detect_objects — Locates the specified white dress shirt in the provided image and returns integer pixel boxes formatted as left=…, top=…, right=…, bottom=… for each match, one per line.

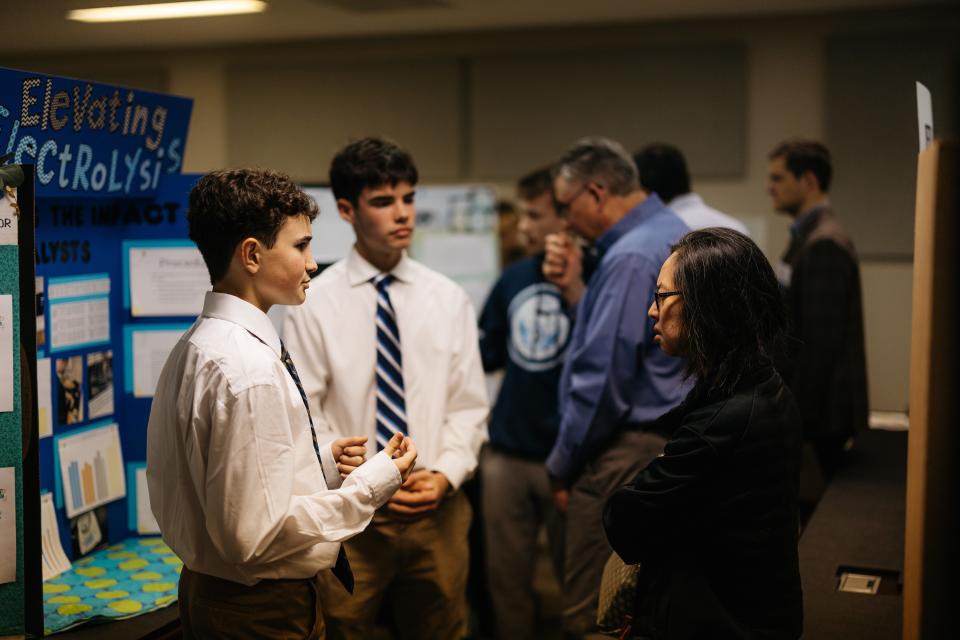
left=282, top=248, right=489, bottom=491
left=146, top=292, right=401, bottom=586
left=668, top=192, right=750, bottom=236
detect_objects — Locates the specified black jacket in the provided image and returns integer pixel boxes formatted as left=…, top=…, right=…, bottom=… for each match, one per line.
left=780, top=206, right=869, bottom=442
left=603, top=366, right=803, bottom=639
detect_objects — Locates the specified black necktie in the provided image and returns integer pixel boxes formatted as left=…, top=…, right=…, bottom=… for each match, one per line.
left=280, top=340, right=355, bottom=594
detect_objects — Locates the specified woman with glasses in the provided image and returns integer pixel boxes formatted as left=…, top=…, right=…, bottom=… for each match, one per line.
left=603, top=228, right=803, bottom=639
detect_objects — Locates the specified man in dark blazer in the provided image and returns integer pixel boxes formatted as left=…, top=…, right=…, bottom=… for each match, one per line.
left=767, top=139, right=868, bottom=485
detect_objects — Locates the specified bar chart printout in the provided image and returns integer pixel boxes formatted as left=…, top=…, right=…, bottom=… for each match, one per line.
left=56, top=423, right=126, bottom=518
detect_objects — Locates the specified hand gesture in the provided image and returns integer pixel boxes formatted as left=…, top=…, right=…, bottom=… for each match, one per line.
left=386, top=469, right=450, bottom=521
left=543, top=232, right=585, bottom=306
left=382, top=433, right=418, bottom=483
left=549, top=476, right=570, bottom=514
left=331, top=436, right=367, bottom=477
left=552, top=487, right=570, bottom=515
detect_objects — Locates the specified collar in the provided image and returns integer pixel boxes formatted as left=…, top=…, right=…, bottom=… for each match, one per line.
left=201, top=291, right=282, bottom=357
left=667, top=192, right=702, bottom=209
left=596, top=193, right=666, bottom=255
left=789, top=202, right=830, bottom=242
left=346, top=246, right=414, bottom=287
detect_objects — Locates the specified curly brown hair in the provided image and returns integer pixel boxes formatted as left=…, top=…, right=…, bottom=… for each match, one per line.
left=188, top=168, right=319, bottom=284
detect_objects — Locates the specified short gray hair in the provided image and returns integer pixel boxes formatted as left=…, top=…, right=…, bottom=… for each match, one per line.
left=555, top=137, right=639, bottom=196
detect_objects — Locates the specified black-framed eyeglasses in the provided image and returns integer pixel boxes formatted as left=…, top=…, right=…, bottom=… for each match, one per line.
left=555, top=184, right=588, bottom=217
left=654, top=290, right=681, bottom=312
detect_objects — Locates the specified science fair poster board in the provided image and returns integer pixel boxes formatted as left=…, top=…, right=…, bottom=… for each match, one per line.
left=1, top=68, right=195, bottom=609
left=1, top=66, right=190, bottom=200
left=301, top=184, right=499, bottom=310
left=34, top=172, right=200, bottom=568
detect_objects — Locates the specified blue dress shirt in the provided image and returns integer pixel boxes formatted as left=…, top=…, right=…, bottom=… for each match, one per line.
left=545, top=194, right=691, bottom=483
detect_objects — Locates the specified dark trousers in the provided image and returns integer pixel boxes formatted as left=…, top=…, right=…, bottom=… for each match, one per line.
left=812, top=433, right=850, bottom=482
left=562, top=430, right=666, bottom=638
left=179, top=566, right=326, bottom=639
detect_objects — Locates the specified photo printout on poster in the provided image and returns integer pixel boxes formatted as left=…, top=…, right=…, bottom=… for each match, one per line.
left=47, top=274, right=111, bottom=352
left=86, top=350, right=114, bottom=420
left=55, top=355, right=85, bottom=425
left=0, top=295, right=12, bottom=413
left=76, top=510, right=102, bottom=555
left=36, top=275, right=46, bottom=349
left=37, top=357, right=53, bottom=438
left=124, top=325, right=190, bottom=398
left=0, top=467, right=16, bottom=584
left=125, top=241, right=209, bottom=317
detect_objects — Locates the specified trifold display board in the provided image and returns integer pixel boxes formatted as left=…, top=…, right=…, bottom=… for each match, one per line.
left=37, top=173, right=200, bottom=551
left=1, top=66, right=196, bottom=636
left=904, top=139, right=958, bottom=639
left=0, top=167, right=38, bottom=636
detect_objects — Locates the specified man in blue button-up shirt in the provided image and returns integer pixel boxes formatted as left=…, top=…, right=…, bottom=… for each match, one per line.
left=542, top=137, right=690, bottom=637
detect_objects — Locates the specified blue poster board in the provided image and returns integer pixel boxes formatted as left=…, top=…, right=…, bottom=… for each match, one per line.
left=1, top=66, right=191, bottom=199
left=2, top=65, right=197, bottom=634
left=36, top=173, right=200, bottom=558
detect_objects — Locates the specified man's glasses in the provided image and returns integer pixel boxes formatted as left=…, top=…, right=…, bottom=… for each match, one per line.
left=654, top=291, right=681, bottom=312
left=555, top=185, right=588, bottom=217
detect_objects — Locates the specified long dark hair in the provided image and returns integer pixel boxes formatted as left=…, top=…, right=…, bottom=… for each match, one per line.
left=671, top=228, right=786, bottom=396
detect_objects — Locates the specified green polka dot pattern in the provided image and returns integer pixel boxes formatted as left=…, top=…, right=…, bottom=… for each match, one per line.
left=42, top=537, right=182, bottom=634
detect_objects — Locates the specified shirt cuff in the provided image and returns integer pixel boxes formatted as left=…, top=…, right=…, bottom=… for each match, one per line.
left=353, top=450, right=402, bottom=508
left=319, top=442, right=342, bottom=490
left=545, top=441, right=575, bottom=484
left=431, top=453, right=471, bottom=492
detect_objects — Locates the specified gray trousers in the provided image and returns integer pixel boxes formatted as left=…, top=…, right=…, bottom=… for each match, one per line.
left=481, top=446, right=565, bottom=640
left=562, top=430, right=667, bottom=638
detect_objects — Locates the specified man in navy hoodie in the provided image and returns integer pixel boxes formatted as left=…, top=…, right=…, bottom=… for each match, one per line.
left=478, top=167, right=571, bottom=639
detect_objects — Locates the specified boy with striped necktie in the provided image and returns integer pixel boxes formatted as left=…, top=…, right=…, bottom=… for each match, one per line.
left=283, top=138, right=489, bottom=640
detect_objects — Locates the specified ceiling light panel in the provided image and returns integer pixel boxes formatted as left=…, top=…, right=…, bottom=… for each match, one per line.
left=67, top=1, right=268, bottom=23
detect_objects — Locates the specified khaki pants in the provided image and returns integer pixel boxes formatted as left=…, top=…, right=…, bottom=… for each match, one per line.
left=481, top=447, right=564, bottom=640
left=179, top=566, right=326, bottom=639
left=318, top=491, right=472, bottom=640
left=562, top=430, right=666, bottom=638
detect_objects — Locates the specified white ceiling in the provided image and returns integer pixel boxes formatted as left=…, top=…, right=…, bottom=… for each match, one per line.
left=3, top=0, right=946, bottom=54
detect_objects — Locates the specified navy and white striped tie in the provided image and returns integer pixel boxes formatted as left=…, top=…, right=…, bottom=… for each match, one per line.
left=373, top=274, right=408, bottom=451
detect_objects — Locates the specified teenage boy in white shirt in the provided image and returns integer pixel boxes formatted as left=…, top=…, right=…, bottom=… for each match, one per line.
left=283, top=138, right=488, bottom=640
left=147, top=168, right=417, bottom=639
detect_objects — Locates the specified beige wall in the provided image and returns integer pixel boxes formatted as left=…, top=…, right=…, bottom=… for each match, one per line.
left=4, top=6, right=957, bottom=412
